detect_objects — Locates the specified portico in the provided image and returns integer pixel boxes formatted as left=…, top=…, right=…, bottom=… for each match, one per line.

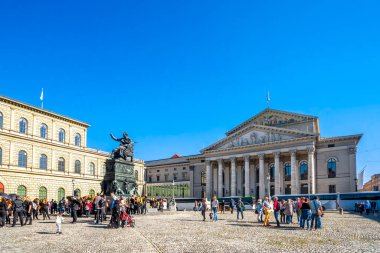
left=205, top=145, right=316, bottom=199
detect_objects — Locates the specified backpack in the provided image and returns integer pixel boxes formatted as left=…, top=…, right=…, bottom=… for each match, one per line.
left=98, top=199, right=104, bottom=208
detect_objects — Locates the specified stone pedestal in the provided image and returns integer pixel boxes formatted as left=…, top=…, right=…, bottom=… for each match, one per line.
left=101, top=158, right=137, bottom=196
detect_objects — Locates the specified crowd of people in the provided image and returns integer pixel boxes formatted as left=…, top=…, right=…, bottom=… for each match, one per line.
left=195, top=195, right=324, bottom=230
left=0, top=192, right=151, bottom=232
left=354, top=200, right=377, bottom=215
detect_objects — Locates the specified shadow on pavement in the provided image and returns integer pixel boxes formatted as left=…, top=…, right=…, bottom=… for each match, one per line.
left=36, top=231, right=57, bottom=234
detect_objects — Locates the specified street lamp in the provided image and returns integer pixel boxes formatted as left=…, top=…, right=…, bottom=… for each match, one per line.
left=266, top=173, right=270, bottom=199
left=72, top=179, right=75, bottom=196
left=355, top=178, right=358, bottom=192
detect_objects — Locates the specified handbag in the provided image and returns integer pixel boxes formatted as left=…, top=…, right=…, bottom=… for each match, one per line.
left=313, top=200, right=322, bottom=216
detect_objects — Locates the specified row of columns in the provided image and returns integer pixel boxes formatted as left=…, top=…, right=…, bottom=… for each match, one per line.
left=206, top=146, right=316, bottom=199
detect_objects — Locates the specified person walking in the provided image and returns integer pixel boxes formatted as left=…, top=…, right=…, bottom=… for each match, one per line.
left=12, top=195, right=25, bottom=227
left=273, top=197, right=281, bottom=227
left=24, top=197, right=33, bottom=225
left=70, top=195, right=80, bottom=224
left=211, top=196, right=219, bottom=222
left=236, top=198, right=244, bottom=220
left=41, top=199, right=51, bottom=220
left=32, top=199, right=39, bottom=220
left=221, top=200, right=226, bottom=214
left=201, top=198, right=207, bottom=221
left=310, top=196, right=322, bottom=230
left=300, top=198, right=311, bottom=229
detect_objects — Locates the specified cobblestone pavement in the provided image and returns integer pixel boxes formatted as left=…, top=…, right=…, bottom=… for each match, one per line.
left=0, top=210, right=379, bottom=253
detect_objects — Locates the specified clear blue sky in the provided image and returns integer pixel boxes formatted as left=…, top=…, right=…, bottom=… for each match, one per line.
left=0, top=1, right=379, bottom=183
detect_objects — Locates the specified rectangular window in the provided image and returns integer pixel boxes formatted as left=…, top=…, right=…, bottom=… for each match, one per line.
left=149, top=177, right=152, bottom=183
left=173, top=173, right=178, bottom=181
left=165, top=175, right=169, bottom=182
left=373, top=186, right=379, bottom=191
left=329, top=185, right=336, bottom=193
left=183, top=167, right=186, bottom=170
left=156, top=176, right=160, bottom=182
left=182, top=172, right=187, bottom=180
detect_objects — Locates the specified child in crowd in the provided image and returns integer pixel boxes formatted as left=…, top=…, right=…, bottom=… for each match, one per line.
left=55, top=212, right=64, bottom=235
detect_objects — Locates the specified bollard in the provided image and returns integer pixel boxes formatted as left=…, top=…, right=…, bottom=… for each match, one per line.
left=339, top=208, right=343, bottom=215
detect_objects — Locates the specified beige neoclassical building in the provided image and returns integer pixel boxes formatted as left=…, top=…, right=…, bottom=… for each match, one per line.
left=0, top=96, right=145, bottom=199
left=145, top=108, right=362, bottom=199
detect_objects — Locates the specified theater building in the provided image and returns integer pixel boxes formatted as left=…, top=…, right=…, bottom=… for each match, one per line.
left=145, top=108, right=362, bottom=199
left=0, top=96, right=144, bottom=199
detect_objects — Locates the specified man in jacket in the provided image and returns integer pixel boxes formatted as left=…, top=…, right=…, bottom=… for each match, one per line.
left=310, top=196, right=322, bottom=229
left=236, top=198, right=244, bottom=220
left=12, top=195, right=25, bottom=227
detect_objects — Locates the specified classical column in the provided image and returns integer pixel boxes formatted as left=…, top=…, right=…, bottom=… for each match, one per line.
left=308, top=147, right=316, bottom=194
left=217, top=159, right=223, bottom=197
left=290, top=150, right=297, bottom=194
left=348, top=146, right=357, bottom=192
left=244, top=156, right=250, bottom=196
left=230, top=158, right=236, bottom=196
left=274, top=152, right=281, bottom=195
left=206, top=161, right=212, bottom=199
left=259, top=154, right=265, bottom=198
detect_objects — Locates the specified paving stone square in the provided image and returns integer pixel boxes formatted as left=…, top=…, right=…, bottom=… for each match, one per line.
left=1, top=210, right=379, bottom=253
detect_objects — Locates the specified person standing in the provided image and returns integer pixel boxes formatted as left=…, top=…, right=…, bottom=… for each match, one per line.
left=294, top=198, right=301, bottom=224
left=273, top=197, right=281, bottom=227
left=229, top=198, right=235, bottom=214
left=310, top=196, right=322, bottom=229
left=256, top=199, right=263, bottom=222
left=201, top=198, right=207, bottom=221
left=300, top=198, right=311, bottom=229
left=70, top=195, right=80, bottom=224
left=24, top=197, right=33, bottom=225
left=263, top=197, right=272, bottom=226
left=284, top=199, right=293, bottom=224
left=211, top=196, right=219, bottom=222
left=12, top=195, right=25, bottom=227
left=0, top=196, right=6, bottom=228
left=41, top=199, right=51, bottom=220
left=365, top=200, right=371, bottom=215
left=55, top=212, right=64, bottom=235
left=221, top=200, right=226, bottom=214
left=58, top=197, right=66, bottom=214
left=236, top=198, right=244, bottom=220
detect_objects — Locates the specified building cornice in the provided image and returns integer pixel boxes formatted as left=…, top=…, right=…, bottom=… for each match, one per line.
left=318, top=134, right=363, bottom=145
left=201, top=123, right=316, bottom=153
left=0, top=95, right=90, bottom=128
left=203, top=136, right=317, bottom=156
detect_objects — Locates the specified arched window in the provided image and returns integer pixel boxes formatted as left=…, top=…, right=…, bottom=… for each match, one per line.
left=0, top=111, right=3, bottom=129
left=300, top=161, right=308, bottom=180
left=19, top=118, right=28, bottom=134
left=17, top=185, right=27, bottom=197
left=89, top=189, right=95, bottom=197
left=75, top=188, right=81, bottom=197
left=18, top=150, right=27, bottom=167
left=58, top=157, right=65, bottom=172
left=58, top=187, right=65, bottom=200
left=39, top=154, right=47, bottom=170
left=58, top=129, right=65, bottom=143
left=0, top=147, right=2, bottom=165
left=0, top=182, right=4, bottom=193
left=135, top=170, right=139, bottom=180
left=74, top=133, right=81, bottom=146
left=74, top=160, right=81, bottom=174
left=40, top=123, right=48, bottom=139
left=89, top=162, right=95, bottom=176
left=284, top=163, right=291, bottom=181
left=269, top=164, right=275, bottom=182
left=39, top=186, right=47, bottom=200
left=327, top=158, right=337, bottom=178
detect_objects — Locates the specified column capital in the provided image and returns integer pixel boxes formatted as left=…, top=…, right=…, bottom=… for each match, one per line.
left=348, top=146, right=357, bottom=155
left=273, top=151, right=280, bottom=158
left=307, top=146, right=315, bottom=153
left=230, top=157, right=236, bottom=163
left=258, top=153, right=265, bottom=160
left=244, top=155, right=250, bottom=162
left=290, top=149, right=297, bottom=156
left=217, top=159, right=223, bottom=164
left=205, top=160, right=211, bottom=166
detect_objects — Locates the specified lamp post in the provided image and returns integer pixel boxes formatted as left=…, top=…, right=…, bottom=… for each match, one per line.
left=355, top=178, right=358, bottom=192
left=72, top=179, right=75, bottom=196
left=266, top=173, right=271, bottom=199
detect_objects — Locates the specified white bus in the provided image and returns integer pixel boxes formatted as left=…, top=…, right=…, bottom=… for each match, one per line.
left=175, top=198, right=211, bottom=211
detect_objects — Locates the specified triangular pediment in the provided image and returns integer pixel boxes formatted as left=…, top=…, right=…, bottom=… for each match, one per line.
left=226, top=108, right=317, bottom=136
left=201, top=124, right=315, bottom=152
